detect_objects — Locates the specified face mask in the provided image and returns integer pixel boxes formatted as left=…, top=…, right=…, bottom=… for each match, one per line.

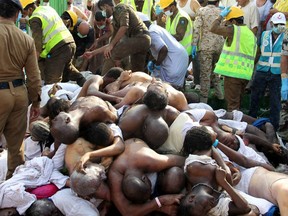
left=97, top=24, right=106, bottom=30
left=278, top=25, right=286, bottom=33
left=77, top=32, right=87, bottom=38
left=164, top=10, right=173, bottom=16
left=102, top=10, right=107, bottom=18
left=272, top=26, right=281, bottom=34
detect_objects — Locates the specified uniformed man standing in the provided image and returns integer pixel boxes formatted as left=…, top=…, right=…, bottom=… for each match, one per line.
left=211, top=6, right=257, bottom=111
left=0, top=0, right=41, bottom=179
left=20, top=0, right=86, bottom=86
left=192, top=0, right=224, bottom=103
left=98, top=0, right=151, bottom=75
left=159, top=0, right=193, bottom=57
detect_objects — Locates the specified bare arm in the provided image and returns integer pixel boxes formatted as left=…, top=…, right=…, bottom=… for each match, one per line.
left=217, top=142, right=275, bottom=171
left=173, top=17, right=188, bottom=41
left=210, top=15, right=234, bottom=39
left=155, top=45, right=168, bottom=66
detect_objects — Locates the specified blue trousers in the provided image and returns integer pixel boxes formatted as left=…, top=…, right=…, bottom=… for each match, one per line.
left=249, top=70, right=281, bottom=130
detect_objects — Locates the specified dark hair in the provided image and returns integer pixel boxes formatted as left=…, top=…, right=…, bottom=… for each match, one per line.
left=46, top=97, right=70, bottom=121
left=104, top=67, right=123, bottom=79
left=61, top=11, right=72, bottom=22
left=80, top=122, right=112, bottom=147
left=207, top=0, right=218, bottom=5
left=23, top=2, right=36, bottom=10
left=0, top=2, right=19, bottom=18
left=25, top=199, right=64, bottom=216
left=95, top=11, right=106, bottom=21
left=231, top=16, right=244, bottom=24
left=181, top=126, right=213, bottom=156
left=98, top=0, right=113, bottom=9
left=142, top=87, right=168, bottom=111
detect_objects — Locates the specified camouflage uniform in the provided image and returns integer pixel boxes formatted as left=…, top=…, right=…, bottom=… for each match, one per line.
left=192, top=4, right=224, bottom=103
left=101, top=4, right=151, bottom=75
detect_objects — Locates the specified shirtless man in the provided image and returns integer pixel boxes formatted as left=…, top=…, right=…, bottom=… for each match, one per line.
left=50, top=96, right=118, bottom=144
left=108, top=138, right=185, bottom=216
left=118, top=104, right=179, bottom=149
left=64, top=122, right=124, bottom=174
left=114, top=79, right=190, bottom=111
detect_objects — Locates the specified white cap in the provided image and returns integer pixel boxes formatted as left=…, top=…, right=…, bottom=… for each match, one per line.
left=271, top=12, right=286, bottom=24
left=136, top=12, right=150, bottom=22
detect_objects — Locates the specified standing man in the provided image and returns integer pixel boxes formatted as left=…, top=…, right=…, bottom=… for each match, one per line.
left=98, top=0, right=151, bottom=75
left=159, top=0, right=193, bottom=56
left=249, top=13, right=286, bottom=131
left=20, top=0, right=86, bottom=86
left=192, top=0, right=224, bottom=103
left=211, top=6, right=257, bottom=111
left=0, top=0, right=41, bottom=179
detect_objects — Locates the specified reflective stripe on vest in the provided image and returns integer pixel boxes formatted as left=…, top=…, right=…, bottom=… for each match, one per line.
left=257, top=30, right=284, bottom=74
left=30, top=6, right=72, bottom=58
left=165, top=9, right=193, bottom=54
left=121, top=0, right=136, bottom=10
left=214, top=25, right=257, bottom=80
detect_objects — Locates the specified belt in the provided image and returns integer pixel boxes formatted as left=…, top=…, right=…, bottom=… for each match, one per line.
left=0, top=79, right=24, bottom=89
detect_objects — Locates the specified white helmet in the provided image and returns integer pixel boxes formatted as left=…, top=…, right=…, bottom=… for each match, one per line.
left=271, top=12, right=286, bottom=25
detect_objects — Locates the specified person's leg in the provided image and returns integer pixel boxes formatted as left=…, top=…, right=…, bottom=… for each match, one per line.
left=212, top=52, right=224, bottom=100
left=198, top=51, right=212, bottom=103
left=192, top=53, right=200, bottom=86
left=1, top=85, right=28, bottom=179
left=249, top=71, right=267, bottom=118
left=101, top=35, right=151, bottom=75
left=224, top=77, right=243, bottom=111
left=267, top=73, right=281, bottom=130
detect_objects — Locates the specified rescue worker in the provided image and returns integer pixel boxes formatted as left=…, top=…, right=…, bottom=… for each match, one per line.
left=192, top=0, right=224, bottom=103
left=20, top=0, right=86, bottom=86
left=211, top=6, right=257, bottom=111
left=61, top=10, right=78, bottom=31
left=159, top=0, right=193, bottom=57
left=0, top=0, right=41, bottom=178
left=98, top=0, right=151, bottom=75
left=249, top=13, right=286, bottom=130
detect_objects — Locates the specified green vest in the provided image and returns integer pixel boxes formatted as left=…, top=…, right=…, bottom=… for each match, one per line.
left=30, top=6, right=72, bottom=58
left=121, top=0, right=153, bottom=19
left=165, top=9, right=193, bottom=55
left=214, top=25, right=257, bottom=80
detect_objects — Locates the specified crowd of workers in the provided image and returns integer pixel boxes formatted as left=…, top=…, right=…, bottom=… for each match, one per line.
left=0, top=0, right=288, bottom=215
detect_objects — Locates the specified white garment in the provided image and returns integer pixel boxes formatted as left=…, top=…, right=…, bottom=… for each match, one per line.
left=208, top=191, right=231, bottom=216
left=0, top=157, right=68, bottom=214
left=241, top=1, right=260, bottom=29
left=52, top=144, right=67, bottom=171
left=217, top=119, right=247, bottom=133
left=184, top=154, right=218, bottom=172
left=24, top=137, right=42, bottom=161
left=177, top=0, right=196, bottom=18
left=0, top=150, right=7, bottom=182
left=188, top=102, right=213, bottom=111
left=51, top=188, right=100, bottom=216
left=184, top=108, right=206, bottom=122
left=149, top=23, right=188, bottom=87
left=234, top=167, right=258, bottom=193
left=109, top=123, right=123, bottom=139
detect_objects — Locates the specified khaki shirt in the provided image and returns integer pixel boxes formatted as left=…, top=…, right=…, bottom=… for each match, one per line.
left=0, top=20, right=41, bottom=104
left=112, top=3, right=148, bottom=38
left=192, top=5, right=224, bottom=52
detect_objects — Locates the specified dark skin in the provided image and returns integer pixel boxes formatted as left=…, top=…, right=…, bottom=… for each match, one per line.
left=108, top=138, right=185, bottom=216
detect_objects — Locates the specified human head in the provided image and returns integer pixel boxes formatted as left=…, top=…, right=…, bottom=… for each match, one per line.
left=122, top=169, right=152, bottom=203
left=224, top=6, right=244, bottom=25
left=157, top=167, right=185, bottom=194
left=103, top=67, right=123, bottom=87
left=142, top=81, right=168, bottom=110
left=0, top=208, right=19, bottom=216
left=142, top=115, right=169, bottom=149
left=77, top=21, right=90, bottom=38
left=182, top=126, right=216, bottom=156
left=0, top=0, right=22, bottom=20
left=20, top=0, right=36, bottom=17
left=98, top=0, right=114, bottom=18
left=50, top=112, right=79, bottom=144
left=159, top=0, right=176, bottom=16
left=25, top=199, right=63, bottom=216
left=94, top=11, right=106, bottom=30
left=61, top=10, right=78, bottom=30
left=70, top=163, right=107, bottom=199
left=80, top=122, right=114, bottom=147
left=270, top=12, right=286, bottom=34
left=30, top=120, right=50, bottom=142
left=236, top=0, right=249, bottom=7
left=45, top=96, right=71, bottom=120
left=179, top=190, right=216, bottom=216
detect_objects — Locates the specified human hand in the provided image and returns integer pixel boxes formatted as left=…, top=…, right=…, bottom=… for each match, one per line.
left=155, top=4, right=163, bottom=16
left=272, top=143, right=283, bottom=155
left=82, top=51, right=94, bottom=59
left=104, top=44, right=113, bottom=59
left=215, top=167, right=227, bottom=185
left=147, top=60, right=155, bottom=73
left=192, top=45, right=197, bottom=58
left=281, top=77, right=288, bottom=101
left=220, top=6, right=231, bottom=18
left=30, top=104, right=40, bottom=122
left=100, top=157, right=113, bottom=169
left=158, top=194, right=184, bottom=206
